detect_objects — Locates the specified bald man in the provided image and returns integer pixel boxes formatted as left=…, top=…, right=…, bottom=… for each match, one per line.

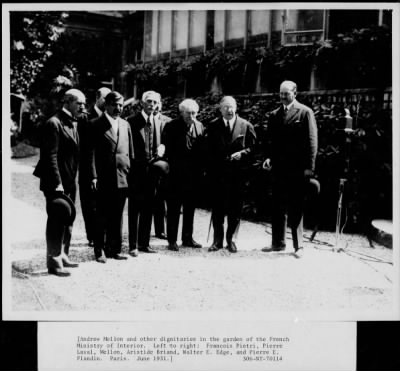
left=206, top=96, right=256, bottom=253
left=34, top=89, right=86, bottom=276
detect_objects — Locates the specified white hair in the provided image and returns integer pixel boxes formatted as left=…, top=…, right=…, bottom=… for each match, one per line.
left=142, top=90, right=161, bottom=103
left=178, top=99, right=199, bottom=113
left=64, top=89, right=85, bottom=103
left=280, top=80, right=297, bottom=93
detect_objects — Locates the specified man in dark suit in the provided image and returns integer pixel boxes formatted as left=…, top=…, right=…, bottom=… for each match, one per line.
left=152, top=101, right=171, bottom=239
left=33, top=89, right=86, bottom=276
left=262, top=80, right=318, bottom=258
left=206, top=96, right=257, bottom=253
left=90, top=91, right=134, bottom=263
left=162, top=99, right=205, bottom=252
left=127, top=90, right=166, bottom=255
left=78, top=87, right=111, bottom=247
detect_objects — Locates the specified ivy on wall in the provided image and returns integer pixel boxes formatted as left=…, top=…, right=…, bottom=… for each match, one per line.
left=124, top=25, right=391, bottom=95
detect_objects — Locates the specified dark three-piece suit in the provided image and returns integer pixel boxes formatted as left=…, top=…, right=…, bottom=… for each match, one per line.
left=127, top=112, right=167, bottom=250
left=33, top=110, right=80, bottom=269
left=162, top=117, right=206, bottom=245
left=206, top=115, right=257, bottom=247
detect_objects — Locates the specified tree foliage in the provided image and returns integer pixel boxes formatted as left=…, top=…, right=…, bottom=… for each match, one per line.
left=10, top=11, right=68, bottom=96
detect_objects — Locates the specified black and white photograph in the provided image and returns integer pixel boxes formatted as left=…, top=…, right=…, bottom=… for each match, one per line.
left=2, top=2, right=399, bottom=370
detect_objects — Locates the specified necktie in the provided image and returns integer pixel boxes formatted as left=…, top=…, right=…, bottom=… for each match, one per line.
left=145, top=116, right=152, bottom=159
left=225, top=120, right=231, bottom=139
left=152, top=118, right=158, bottom=156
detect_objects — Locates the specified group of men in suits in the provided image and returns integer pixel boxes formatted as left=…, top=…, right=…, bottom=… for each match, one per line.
left=34, top=79, right=317, bottom=276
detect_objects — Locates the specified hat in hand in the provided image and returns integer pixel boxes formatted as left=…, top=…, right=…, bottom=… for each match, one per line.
left=150, top=158, right=170, bottom=175
left=46, top=193, right=76, bottom=225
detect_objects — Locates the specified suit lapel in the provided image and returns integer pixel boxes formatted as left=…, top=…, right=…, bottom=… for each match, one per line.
left=284, top=101, right=300, bottom=124
left=231, top=116, right=244, bottom=144
left=99, top=114, right=118, bottom=146
left=59, top=111, right=79, bottom=145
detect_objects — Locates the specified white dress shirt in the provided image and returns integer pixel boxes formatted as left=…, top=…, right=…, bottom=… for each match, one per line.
left=105, top=112, right=119, bottom=135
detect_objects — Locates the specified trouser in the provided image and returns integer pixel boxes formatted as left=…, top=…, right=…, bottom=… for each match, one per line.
left=211, top=177, right=244, bottom=246
left=79, top=180, right=96, bottom=242
left=45, top=187, right=76, bottom=269
left=128, top=167, right=158, bottom=249
left=153, top=177, right=166, bottom=236
left=271, top=172, right=306, bottom=250
left=94, top=188, right=128, bottom=258
left=166, top=189, right=196, bottom=244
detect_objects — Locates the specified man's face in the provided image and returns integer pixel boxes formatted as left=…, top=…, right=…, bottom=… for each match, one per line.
left=220, top=102, right=237, bottom=121
left=105, top=98, right=124, bottom=119
left=143, top=97, right=159, bottom=116
left=279, top=84, right=296, bottom=106
left=181, top=108, right=198, bottom=126
left=67, top=95, right=86, bottom=118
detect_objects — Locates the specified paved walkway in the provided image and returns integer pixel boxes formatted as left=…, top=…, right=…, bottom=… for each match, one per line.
left=5, top=154, right=396, bottom=319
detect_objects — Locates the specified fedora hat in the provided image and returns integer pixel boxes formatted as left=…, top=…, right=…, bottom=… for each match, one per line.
left=150, top=158, right=170, bottom=175
left=46, top=193, right=76, bottom=225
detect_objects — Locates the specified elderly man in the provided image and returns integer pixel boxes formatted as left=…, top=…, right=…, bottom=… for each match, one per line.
left=262, top=80, right=318, bottom=258
left=206, top=96, right=256, bottom=253
left=78, top=87, right=111, bottom=247
left=90, top=91, right=134, bottom=263
left=127, top=90, right=167, bottom=255
left=162, top=99, right=205, bottom=251
left=33, top=89, right=86, bottom=276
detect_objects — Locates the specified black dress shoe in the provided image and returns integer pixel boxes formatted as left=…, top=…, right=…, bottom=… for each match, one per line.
left=48, top=267, right=71, bottom=277
left=182, top=238, right=202, bottom=248
left=112, top=253, right=128, bottom=260
left=138, top=246, right=157, bottom=253
left=129, top=249, right=139, bottom=257
left=155, top=233, right=167, bottom=240
left=226, top=241, right=237, bottom=253
left=208, top=243, right=223, bottom=252
left=272, top=244, right=286, bottom=252
left=96, top=256, right=107, bottom=264
left=168, top=242, right=179, bottom=251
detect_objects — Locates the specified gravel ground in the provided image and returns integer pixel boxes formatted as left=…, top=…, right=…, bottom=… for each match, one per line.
left=6, top=151, right=395, bottom=318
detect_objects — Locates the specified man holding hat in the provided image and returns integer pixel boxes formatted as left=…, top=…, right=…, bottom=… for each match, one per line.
left=127, top=90, right=168, bottom=255
left=161, top=98, right=205, bottom=252
left=34, top=88, right=86, bottom=276
left=90, top=91, right=134, bottom=263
